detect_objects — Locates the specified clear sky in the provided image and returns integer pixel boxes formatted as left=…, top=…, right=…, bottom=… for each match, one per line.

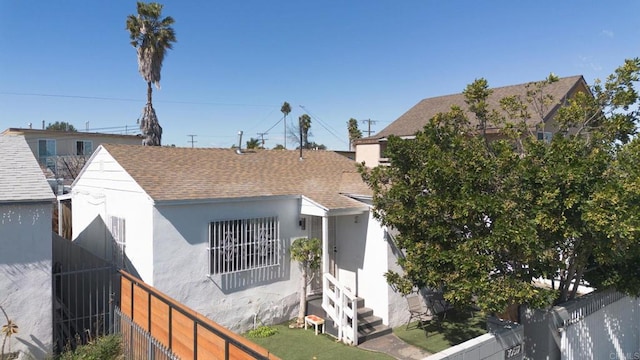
left=1, top=1, right=639, bottom=150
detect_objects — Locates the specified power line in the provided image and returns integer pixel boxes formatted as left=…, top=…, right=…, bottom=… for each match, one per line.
left=361, top=119, right=377, bottom=137
left=0, top=91, right=273, bottom=107
left=257, top=132, right=268, bottom=146
left=299, top=105, right=349, bottom=147
left=187, top=134, right=197, bottom=148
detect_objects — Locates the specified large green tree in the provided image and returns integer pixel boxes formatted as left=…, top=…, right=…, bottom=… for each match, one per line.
left=360, top=59, right=640, bottom=315
left=126, top=1, right=176, bottom=146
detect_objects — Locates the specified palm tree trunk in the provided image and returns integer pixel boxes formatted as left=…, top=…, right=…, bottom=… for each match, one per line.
left=147, top=81, right=153, bottom=105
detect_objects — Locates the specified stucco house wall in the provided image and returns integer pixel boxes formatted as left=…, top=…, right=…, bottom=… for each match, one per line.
left=151, top=197, right=306, bottom=331
left=0, top=135, right=55, bottom=359
left=72, top=149, right=154, bottom=282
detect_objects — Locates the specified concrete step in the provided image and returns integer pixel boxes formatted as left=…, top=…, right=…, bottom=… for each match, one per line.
left=357, top=306, right=393, bottom=343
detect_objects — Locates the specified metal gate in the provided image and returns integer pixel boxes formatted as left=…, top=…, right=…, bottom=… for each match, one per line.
left=52, top=234, right=120, bottom=354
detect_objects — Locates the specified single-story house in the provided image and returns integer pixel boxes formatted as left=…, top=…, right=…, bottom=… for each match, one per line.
left=71, top=144, right=409, bottom=344
left=355, top=75, right=590, bottom=167
left=0, top=135, right=55, bottom=359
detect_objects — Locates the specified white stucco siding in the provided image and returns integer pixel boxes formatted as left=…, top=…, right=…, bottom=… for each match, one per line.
left=334, top=215, right=367, bottom=294
left=354, top=143, right=381, bottom=167
left=0, top=202, right=53, bottom=358
left=152, top=197, right=307, bottom=333
left=72, top=149, right=154, bottom=282
left=356, top=212, right=395, bottom=324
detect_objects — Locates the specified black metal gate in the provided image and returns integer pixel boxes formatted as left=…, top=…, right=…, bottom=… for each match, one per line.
left=52, top=234, right=120, bottom=354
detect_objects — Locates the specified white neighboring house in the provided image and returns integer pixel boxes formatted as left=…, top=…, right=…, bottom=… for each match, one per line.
left=71, top=144, right=409, bottom=344
left=0, top=135, right=55, bottom=359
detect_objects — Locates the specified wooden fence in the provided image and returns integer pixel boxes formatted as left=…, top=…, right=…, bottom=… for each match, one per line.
left=119, top=270, right=281, bottom=360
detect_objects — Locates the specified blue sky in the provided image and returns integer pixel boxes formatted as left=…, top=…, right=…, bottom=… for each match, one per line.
left=1, top=1, right=639, bottom=150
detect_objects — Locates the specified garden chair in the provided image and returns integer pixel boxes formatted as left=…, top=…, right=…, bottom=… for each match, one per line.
left=405, top=294, right=432, bottom=330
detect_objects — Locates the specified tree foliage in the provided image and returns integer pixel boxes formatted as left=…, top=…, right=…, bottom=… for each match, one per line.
left=46, top=121, right=77, bottom=132
left=347, top=118, right=362, bottom=150
left=246, top=137, right=262, bottom=149
left=287, top=114, right=313, bottom=149
left=290, top=237, right=321, bottom=325
left=281, top=102, right=291, bottom=149
left=360, top=59, right=640, bottom=315
left=126, top=1, right=176, bottom=146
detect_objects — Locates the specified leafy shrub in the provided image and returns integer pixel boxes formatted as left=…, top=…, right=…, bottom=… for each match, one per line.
left=57, top=335, right=122, bottom=360
left=246, top=325, right=278, bottom=338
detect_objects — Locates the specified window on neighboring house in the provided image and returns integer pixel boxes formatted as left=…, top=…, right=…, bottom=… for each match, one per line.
left=537, top=131, right=552, bottom=143
left=76, top=140, right=93, bottom=155
left=109, top=216, right=126, bottom=269
left=38, top=139, right=56, bottom=170
left=379, top=141, right=389, bottom=162
left=209, top=216, right=280, bottom=275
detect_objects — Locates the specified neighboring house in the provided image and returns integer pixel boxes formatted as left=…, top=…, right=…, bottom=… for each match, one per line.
left=71, top=145, right=409, bottom=344
left=355, top=75, right=590, bottom=167
left=0, top=135, right=55, bottom=359
left=1, top=128, right=142, bottom=184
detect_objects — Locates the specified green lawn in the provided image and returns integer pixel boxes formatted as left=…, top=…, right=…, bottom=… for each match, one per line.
left=244, top=323, right=394, bottom=360
left=393, top=308, right=487, bottom=354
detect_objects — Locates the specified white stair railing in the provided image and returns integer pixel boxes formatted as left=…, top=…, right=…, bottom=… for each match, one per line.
left=322, top=273, right=358, bottom=345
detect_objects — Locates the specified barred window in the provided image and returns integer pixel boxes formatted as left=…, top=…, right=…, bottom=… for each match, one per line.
left=109, top=216, right=126, bottom=269
left=209, top=216, right=280, bottom=275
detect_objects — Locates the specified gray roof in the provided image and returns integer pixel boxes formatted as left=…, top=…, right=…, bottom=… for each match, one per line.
left=372, top=75, right=587, bottom=139
left=0, top=135, right=54, bottom=203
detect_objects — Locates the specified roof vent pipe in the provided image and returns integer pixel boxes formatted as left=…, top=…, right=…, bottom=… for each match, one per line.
left=236, top=131, right=244, bottom=154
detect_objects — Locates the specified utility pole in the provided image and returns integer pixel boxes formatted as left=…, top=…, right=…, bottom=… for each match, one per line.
left=187, top=134, right=197, bottom=148
left=361, top=119, right=376, bottom=137
left=257, top=132, right=268, bottom=147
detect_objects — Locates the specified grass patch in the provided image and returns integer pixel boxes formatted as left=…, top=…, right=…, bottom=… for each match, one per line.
left=394, top=308, right=487, bottom=354
left=245, top=322, right=394, bottom=360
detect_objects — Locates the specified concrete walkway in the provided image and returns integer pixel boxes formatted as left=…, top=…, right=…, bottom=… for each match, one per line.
left=358, top=333, right=431, bottom=360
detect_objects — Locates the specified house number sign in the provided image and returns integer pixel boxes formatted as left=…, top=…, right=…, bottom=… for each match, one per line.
left=505, top=344, right=523, bottom=359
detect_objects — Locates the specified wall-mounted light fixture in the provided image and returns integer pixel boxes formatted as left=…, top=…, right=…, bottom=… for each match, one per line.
left=299, top=218, right=306, bottom=230
left=354, top=215, right=359, bottom=224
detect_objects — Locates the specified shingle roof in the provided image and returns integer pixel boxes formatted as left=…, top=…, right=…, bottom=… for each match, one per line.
left=101, top=144, right=372, bottom=210
left=372, top=75, right=586, bottom=139
left=0, top=135, right=54, bottom=202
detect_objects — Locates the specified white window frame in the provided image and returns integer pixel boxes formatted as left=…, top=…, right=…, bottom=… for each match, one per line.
left=109, top=216, right=126, bottom=269
left=76, top=140, right=93, bottom=155
left=208, top=216, right=280, bottom=275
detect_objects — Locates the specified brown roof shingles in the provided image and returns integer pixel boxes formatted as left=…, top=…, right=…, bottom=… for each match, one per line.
left=102, top=144, right=371, bottom=210
left=372, top=75, right=586, bottom=140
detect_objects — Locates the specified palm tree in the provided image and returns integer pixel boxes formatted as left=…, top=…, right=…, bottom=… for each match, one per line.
left=126, top=2, right=176, bottom=146
left=299, top=114, right=311, bottom=149
left=246, top=137, right=261, bottom=150
left=281, top=102, right=291, bottom=149
left=347, top=118, right=362, bottom=150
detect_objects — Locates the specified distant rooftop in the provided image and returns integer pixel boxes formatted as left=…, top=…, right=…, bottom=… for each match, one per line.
left=2, top=127, right=142, bottom=139
left=367, top=75, right=587, bottom=140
